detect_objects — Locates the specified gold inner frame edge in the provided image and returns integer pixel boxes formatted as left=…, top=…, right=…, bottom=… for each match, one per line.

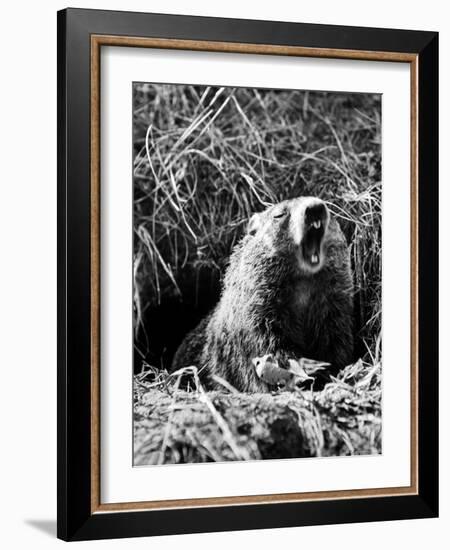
left=89, top=35, right=419, bottom=514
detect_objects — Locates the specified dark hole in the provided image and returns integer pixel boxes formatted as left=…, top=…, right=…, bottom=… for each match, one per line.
left=134, top=268, right=221, bottom=374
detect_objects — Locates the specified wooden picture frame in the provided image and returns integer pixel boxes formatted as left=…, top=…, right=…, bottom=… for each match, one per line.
left=57, top=7, right=438, bottom=541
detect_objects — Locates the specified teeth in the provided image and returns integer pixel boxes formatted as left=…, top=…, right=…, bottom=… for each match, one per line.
left=313, top=220, right=321, bottom=229
left=311, top=254, right=319, bottom=264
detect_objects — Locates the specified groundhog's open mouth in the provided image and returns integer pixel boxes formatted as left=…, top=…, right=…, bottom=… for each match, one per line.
left=301, top=220, right=326, bottom=269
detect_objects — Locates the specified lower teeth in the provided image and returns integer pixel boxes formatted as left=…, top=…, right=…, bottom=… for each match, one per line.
left=311, top=254, right=319, bottom=264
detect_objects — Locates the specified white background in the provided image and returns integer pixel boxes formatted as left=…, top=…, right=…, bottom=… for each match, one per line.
left=0, top=1, right=447, bottom=548
left=102, top=47, right=411, bottom=503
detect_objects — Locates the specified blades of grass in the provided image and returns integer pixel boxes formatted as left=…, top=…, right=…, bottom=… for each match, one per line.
left=136, top=225, right=181, bottom=297
left=169, top=168, right=197, bottom=242
left=191, top=368, right=251, bottom=461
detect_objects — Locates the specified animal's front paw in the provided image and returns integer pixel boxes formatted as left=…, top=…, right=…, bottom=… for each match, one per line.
left=252, top=354, right=294, bottom=387
left=252, top=354, right=330, bottom=390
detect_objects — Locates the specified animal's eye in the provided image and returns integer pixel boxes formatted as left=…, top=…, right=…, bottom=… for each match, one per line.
left=273, top=211, right=286, bottom=219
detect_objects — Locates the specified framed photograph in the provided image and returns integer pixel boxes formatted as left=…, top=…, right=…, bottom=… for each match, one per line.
left=57, top=8, right=438, bottom=541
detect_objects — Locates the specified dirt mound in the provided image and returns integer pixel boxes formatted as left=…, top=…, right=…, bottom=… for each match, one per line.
left=134, top=361, right=381, bottom=465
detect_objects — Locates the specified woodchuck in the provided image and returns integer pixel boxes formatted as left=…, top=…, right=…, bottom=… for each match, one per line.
left=172, top=196, right=354, bottom=392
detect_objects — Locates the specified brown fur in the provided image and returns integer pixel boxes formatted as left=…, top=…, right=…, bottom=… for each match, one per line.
left=172, top=197, right=354, bottom=392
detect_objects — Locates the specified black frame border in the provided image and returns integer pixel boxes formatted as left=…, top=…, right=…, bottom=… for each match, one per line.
left=57, top=8, right=438, bottom=541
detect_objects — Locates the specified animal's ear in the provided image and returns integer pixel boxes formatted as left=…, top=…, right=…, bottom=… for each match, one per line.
left=247, top=213, right=262, bottom=236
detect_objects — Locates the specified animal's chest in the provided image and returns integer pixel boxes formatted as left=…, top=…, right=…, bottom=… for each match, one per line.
left=283, top=279, right=322, bottom=347
left=291, top=280, right=314, bottom=312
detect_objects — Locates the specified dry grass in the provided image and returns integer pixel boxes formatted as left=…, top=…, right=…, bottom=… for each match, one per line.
left=132, top=83, right=382, bottom=463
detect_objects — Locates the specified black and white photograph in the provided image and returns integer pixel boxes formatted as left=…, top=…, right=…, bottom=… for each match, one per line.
left=132, top=83, right=382, bottom=465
